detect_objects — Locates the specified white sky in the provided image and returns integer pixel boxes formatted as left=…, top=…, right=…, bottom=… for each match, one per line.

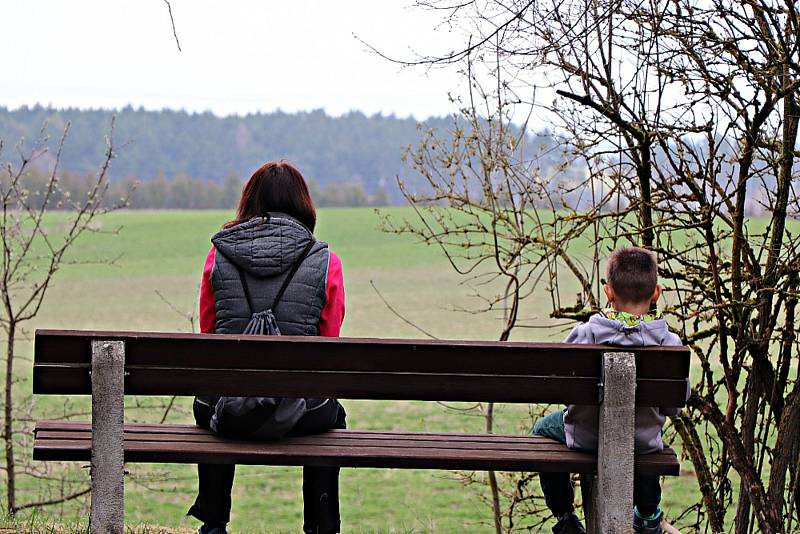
left=0, top=1, right=466, bottom=119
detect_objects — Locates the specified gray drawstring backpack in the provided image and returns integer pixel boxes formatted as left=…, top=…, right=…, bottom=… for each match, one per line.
left=209, top=239, right=328, bottom=439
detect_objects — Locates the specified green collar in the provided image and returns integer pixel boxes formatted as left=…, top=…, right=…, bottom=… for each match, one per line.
left=603, top=308, right=662, bottom=327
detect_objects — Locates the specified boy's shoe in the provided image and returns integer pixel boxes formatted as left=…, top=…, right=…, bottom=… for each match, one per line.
left=633, top=510, right=664, bottom=533
left=552, top=512, right=587, bottom=534
left=199, top=527, right=228, bottom=534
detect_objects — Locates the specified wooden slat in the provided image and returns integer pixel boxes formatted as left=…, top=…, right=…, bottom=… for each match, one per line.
left=32, top=422, right=586, bottom=451
left=35, top=430, right=576, bottom=452
left=34, top=330, right=690, bottom=377
left=34, top=420, right=543, bottom=440
left=32, top=439, right=678, bottom=475
left=33, top=422, right=679, bottom=475
left=32, top=365, right=688, bottom=406
left=33, top=330, right=690, bottom=406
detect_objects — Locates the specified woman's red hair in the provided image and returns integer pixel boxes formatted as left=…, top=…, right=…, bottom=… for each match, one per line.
left=225, top=160, right=316, bottom=232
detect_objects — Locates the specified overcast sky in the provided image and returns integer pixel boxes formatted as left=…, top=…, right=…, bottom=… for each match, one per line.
left=1, top=1, right=466, bottom=119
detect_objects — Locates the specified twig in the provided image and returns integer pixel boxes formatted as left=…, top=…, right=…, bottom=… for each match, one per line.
left=14, top=486, right=91, bottom=512
left=159, top=396, right=178, bottom=424
left=370, top=279, right=438, bottom=339
left=154, top=288, right=195, bottom=331
left=163, top=0, right=182, bottom=52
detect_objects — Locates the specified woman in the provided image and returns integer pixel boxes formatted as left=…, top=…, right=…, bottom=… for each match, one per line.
left=188, top=160, right=346, bottom=534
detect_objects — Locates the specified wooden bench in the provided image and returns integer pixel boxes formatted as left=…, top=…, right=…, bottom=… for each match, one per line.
left=33, top=329, right=689, bottom=533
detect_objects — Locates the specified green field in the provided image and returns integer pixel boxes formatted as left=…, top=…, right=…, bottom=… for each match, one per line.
left=2, top=208, right=701, bottom=533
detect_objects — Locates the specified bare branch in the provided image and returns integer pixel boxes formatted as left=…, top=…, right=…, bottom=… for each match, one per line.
left=370, top=280, right=438, bottom=339
left=163, top=0, right=182, bottom=52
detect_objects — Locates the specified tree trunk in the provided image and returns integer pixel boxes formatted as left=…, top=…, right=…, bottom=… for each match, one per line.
left=485, top=402, right=503, bottom=534
left=673, top=414, right=725, bottom=532
left=4, top=321, right=16, bottom=516
left=637, top=141, right=655, bottom=248
left=734, top=378, right=758, bottom=534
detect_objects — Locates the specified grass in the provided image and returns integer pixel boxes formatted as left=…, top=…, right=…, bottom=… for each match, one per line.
left=2, top=208, right=702, bottom=533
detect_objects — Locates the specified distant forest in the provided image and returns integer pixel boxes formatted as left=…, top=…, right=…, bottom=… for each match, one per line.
left=0, top=106, right=775, bottom=214
left=0, top=106, right=469, bottom=208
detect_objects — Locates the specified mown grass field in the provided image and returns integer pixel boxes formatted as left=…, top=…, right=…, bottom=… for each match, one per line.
left=2, top=208, right=701, bottom=533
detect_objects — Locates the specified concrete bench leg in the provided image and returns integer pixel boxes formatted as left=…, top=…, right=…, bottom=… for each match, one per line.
left=585, top=352, right=636, bottom=534
left=90, top=340, right=125, bottom=534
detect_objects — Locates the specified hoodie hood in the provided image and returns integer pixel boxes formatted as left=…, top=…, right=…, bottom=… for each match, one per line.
left=211, top=214, right=315, bottom=277
left=564, top=313, right=682, bottom=347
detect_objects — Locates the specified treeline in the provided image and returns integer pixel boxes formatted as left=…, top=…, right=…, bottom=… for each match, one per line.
left=16, top=169, right=391, bottom=210
left=120, top=174, right=391, bottom=208
left=0, top=106, right=570, bottom=206
left=4, top=106, right=774, bottom=213
left=0, top=106, right=459, bottom=204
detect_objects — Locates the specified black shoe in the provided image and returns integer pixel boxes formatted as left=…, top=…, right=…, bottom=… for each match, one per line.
left=199, top=526, right=228, bottom=534
left=552, top=512, right=587, bottom=534
left=633, top=510, right=664, bottom=533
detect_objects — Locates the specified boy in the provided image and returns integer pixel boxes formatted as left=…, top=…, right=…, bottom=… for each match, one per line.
left=533, top=246, right=682, bottom=534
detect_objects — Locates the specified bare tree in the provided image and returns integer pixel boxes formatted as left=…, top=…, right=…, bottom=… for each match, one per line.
left=0, top=120, right=128, bottom=516
left=380, top=0, right=800, bottom=531
left=382, top=57, right=602, bottom=531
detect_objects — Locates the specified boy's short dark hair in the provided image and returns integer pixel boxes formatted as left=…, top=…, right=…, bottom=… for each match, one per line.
left=606, top=247, right=658, bottom=304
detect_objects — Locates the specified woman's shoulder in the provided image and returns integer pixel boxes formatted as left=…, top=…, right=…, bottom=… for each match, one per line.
left=327, top=250, right=342, bottom=272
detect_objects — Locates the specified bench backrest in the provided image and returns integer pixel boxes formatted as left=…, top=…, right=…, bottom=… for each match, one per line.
left=33, top=329, right=690, bottom=407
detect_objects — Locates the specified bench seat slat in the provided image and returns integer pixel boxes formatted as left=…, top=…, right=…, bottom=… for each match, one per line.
left=35, top=420, right=553, bottom=442
left=35, top=430, right=577, bottom=452
left=33, top=422, right=680, bottom=475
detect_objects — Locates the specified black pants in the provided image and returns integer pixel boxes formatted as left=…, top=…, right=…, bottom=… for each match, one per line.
left=188, top=398, right=347, bottom=533
left=532, top=410, right=661, bottom=518
left=539, top=471, right=661, bottom=518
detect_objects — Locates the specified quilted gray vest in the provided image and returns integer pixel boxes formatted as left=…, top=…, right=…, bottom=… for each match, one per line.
left=210, top=214, right=329, bottom=335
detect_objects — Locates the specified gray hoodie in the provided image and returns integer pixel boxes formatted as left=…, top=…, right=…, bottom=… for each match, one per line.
left=563, top=313, right=683, bottom=454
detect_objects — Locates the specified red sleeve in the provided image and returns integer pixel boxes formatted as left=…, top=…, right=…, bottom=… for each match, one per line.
left=199, top=246, right=217, bottom=334
left=319, top=251, right=345, bottom=337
